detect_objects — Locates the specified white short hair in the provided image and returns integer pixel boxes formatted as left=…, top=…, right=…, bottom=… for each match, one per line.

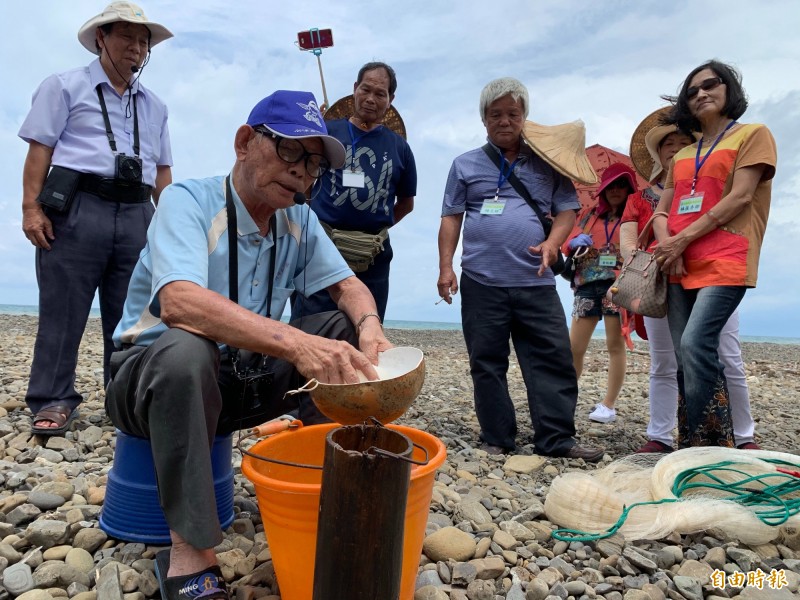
left=479, top=77, right=529, bottom=124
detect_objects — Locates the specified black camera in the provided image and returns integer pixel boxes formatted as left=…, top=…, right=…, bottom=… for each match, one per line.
left=232, top=351, right=275, bottom=410
left=115, top=153, right=143, bottom=184
left=235, top=367, right=275, bottom=410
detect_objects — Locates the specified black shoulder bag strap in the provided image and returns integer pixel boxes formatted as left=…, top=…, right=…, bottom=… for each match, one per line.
left=481, top=143, right=566, bottom=275
left=224, top=176, right=276, bottom=362
left=481, top=143, right=552, bottom=235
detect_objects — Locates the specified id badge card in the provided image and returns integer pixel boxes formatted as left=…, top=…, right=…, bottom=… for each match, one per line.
left=598, top=253, right=617, bottom=268
left=342, top=170, right=365, bottom=188
left=677, top=192, right=704, bottom=214
left=480, top=198, right=506, bottom=215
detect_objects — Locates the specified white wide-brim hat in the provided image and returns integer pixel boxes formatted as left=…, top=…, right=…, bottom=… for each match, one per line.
left=522, top=120, right=598, bottom=185
left=78, top=1, right=173, bottom=55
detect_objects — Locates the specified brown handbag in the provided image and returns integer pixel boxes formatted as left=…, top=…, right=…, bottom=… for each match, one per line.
left=607, top=213, right=667, bottom=318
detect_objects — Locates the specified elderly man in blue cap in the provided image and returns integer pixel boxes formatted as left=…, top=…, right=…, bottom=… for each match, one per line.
left=106, top=90, right=390, bottom=599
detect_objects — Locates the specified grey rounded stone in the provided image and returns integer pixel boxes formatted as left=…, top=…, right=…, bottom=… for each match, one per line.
left=32, top=561, right=91, bottom=589
left=525, top=578, right=549, bottom=600
left=563, top=580, right=586, bottom=596
left=31, top=481, right=75, bottom=501
left=423, top=526, right=476, bottom=562
left=6, top=505, right=42, bottom=527
left=672, top=575, right=703, bottom=600
left=71, top=528, right=107, bottom=553
left=65, top=547, right=95, bottom=573
left=414, top=585, right=449, bottom=600
left=27, top=492, right=66, bottom=511
left=24, top=520, right=70, bottom=548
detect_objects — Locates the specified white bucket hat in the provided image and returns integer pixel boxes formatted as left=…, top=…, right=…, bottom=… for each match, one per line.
left=78, top=2, right=173, bottom=55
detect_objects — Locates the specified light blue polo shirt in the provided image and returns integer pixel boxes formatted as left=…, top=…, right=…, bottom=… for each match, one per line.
left=114, top=174, right=352, bottom=347
left=18, top=59, right=172, bottom=188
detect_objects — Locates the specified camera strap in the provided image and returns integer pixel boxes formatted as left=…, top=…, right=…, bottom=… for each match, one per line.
left=225, top=174, right=277, bottom=321
left=95, top=85, right=139, bottom=157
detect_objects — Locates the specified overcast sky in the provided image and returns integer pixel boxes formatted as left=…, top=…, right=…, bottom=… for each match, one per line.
left=2, top=0, right=799, bottom=337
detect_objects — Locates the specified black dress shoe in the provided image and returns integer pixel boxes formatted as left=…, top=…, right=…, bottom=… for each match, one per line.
left=563, top=444, right=604, bottom=463
left=479, top=442, right=510, bottom=455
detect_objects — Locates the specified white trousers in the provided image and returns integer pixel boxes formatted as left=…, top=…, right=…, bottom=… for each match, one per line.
left=644, top=310, right=754, bottom=446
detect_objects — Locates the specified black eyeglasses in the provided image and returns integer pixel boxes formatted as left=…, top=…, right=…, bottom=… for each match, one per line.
left=254, top=128, right=331, bottom=178
left=686, top=77, right=724, bottom=100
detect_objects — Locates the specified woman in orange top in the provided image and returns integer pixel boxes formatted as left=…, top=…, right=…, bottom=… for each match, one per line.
left=652, top=60, right=777, bottom=448
left=562, top=163, right=636, bottom=424
left=621, top=111, right=757, bottom=453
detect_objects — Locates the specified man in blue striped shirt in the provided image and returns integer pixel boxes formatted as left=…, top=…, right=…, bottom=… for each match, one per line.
left=437, top=77, right=603, bottom=462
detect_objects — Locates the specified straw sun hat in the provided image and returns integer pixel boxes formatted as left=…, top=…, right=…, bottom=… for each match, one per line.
left=522, top=120, right=598, bottom=185
left=630, top=107, right=700, bottom=182
left=324, top=94, right=407, bottom=140
left=78, top=1, right=173, bottom=55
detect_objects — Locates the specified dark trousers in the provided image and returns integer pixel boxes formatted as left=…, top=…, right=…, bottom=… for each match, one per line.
left=26, top=191, right=153, bottom=415
left=460, top=274, right=578, bottom=455
left=104, top=311, right=357, bottom=549
left=291, top=237, right=393, bottom=321
left=667, top=284, right=745, bottom=447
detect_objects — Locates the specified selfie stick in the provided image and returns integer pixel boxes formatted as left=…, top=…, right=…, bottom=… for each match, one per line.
left=315, top=53, right=329, bottom=111
left=297, top=28, right=332, bottom=110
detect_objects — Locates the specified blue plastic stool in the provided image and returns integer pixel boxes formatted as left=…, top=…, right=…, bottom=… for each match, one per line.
left=99, top=430, right=235, bottom=544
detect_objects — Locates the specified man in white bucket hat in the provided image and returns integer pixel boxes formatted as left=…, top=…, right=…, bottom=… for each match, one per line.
left=18, top=2, right=173, bottom=436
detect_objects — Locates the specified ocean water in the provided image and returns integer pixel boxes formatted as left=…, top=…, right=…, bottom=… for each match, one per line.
left=2, top=304, right=798, bottom=344
left=0, top=304, right=461, bottom=332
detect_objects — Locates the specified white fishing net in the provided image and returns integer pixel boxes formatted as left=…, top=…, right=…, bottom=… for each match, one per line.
left=544, top=447, right=800, bottom=545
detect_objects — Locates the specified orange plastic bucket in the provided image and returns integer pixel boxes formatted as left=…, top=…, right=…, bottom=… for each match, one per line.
left=241, top=423, right=446, bottom=600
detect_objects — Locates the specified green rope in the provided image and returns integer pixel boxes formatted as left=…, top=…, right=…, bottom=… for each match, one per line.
left=552, top=457, right=800, bottom=542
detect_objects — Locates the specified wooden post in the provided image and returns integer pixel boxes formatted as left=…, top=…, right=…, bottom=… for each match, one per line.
left=313, top=424, right=412, bottom=600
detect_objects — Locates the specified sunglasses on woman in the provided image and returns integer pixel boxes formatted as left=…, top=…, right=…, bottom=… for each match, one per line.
left=686, top=77, right=724, bottom=99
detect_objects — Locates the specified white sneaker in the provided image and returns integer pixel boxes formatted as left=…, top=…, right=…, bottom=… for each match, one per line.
left=589, top=403, right=616, bottom=423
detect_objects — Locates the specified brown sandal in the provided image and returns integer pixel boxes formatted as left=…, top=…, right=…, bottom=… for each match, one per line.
left=31, top=404, right=80, bottom=436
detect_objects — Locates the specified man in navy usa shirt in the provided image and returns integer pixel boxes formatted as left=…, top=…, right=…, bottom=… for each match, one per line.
left=437, top=77, right=604, bottom=462
left=292, top=62, right=417, bottom=322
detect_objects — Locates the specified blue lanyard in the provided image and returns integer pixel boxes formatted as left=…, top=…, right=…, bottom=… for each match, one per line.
left=347, top=121, right=369, bottom=171
left=495, top=150, right=521, bottom=197
left=604, top=216, right=620, bottom=248
left=692, top=120, right=736, bottom=193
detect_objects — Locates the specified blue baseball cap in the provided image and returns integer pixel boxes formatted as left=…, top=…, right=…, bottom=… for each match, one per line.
left=246, top=90, right=345, bottom=169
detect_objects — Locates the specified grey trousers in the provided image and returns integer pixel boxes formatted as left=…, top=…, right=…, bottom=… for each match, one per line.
left=26, top=190, right=153, bottom=415
left=105, top=310, right=357, bottom=549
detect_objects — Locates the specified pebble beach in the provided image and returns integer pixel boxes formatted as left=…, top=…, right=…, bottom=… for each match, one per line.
left=1, top=314, right=800, bottom=599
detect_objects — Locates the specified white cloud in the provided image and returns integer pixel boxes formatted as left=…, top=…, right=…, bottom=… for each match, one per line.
left=2, top=0, right=799, bottom=337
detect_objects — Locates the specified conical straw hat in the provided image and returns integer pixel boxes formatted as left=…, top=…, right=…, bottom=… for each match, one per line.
left=630, top=107, right=671, bottom=182
left=629, top=107, right=700, bottom=182
left=323, top=94, right=407, bottom=140
left=522, top=120, right=598, bottom=185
